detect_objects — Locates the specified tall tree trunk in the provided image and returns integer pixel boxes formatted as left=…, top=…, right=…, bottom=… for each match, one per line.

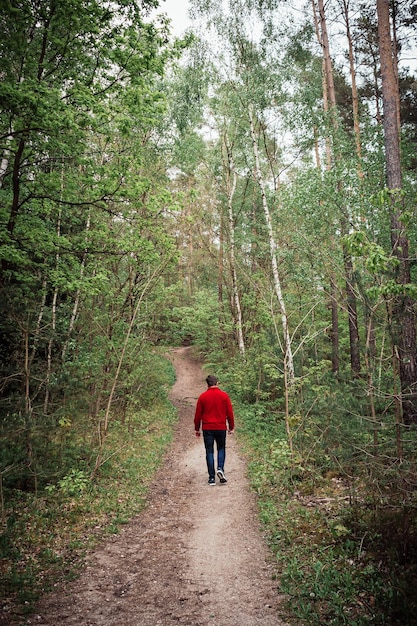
left=340, top=0, right=367, bottom=374
left=364, top=307, right=378, bottom=455
left=390, top=0, right=402, bottom=140
left=62, top=211, right=91, bottom=362
left=343, top=243, right=361, bottom=376
left=317, top=0, right=338, bottom=121
left=0, top=133, right=12, bottom=187
left=313, top=0, right=339, bottom=372
left=218, top=210, right=224, bottom=307
left=187, top=179, right=194, bottom=296
left=29, top=279, right=47, bottom=370
left=7, top=138, right=25, bottom=236
left=340, top=0, right=363, bottom=176
left=377, top=0, right=417, bottom=424
left=315, top=0, right=361, bottom=375
left=330, top=275, right=339, bottom=373
left=44, top=169, right=64, bottom=413
left=248, top=105, right=295, bottom=383
left=44, top=287, right=58, bottom=415
left=223, top=131, right=245, bottom=357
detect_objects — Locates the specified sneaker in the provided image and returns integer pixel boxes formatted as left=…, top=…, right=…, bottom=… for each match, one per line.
left=217, top=468, right=227, bottom=483
left=208, top=477, right=216, bottom=485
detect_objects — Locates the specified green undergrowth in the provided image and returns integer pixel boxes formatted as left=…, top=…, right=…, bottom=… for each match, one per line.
left=0, top=357, right=178, bottom=622
left=237, top=403, right=417, bottom=626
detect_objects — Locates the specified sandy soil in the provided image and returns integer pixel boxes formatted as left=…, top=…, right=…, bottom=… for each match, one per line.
left=23, top=347, right=287, bottom=626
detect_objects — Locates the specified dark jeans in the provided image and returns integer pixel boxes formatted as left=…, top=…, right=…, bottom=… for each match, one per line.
left=203, top=430, right=226, bottom=479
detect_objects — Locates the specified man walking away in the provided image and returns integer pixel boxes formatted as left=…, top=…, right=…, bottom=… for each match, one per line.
left=194, top=375, right=235, bottom=485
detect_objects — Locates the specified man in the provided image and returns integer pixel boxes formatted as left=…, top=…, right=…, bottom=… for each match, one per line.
left=194, top=375, right=235, bottom=485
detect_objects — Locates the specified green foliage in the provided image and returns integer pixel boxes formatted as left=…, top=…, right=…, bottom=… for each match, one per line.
left=235, top=391, right=417, bottom=624
left=46, top=469, right=89, bottom=497
left=0, top=354, right=177, bottom=615
left=153, top=287, right=225, bottom=352
left=0, top=0, right=183, bottom=503
left=344, top=231, right=399, bottom=274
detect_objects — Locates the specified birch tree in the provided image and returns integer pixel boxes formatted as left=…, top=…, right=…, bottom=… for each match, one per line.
left=222, top=130, right=246, bottom=357
left=314, top=0, right=362, bottom=376
left=248, top=105, right=295, bottom=382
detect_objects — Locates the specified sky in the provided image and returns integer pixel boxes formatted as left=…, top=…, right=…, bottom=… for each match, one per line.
left=157, top=0, right=192, bottom=35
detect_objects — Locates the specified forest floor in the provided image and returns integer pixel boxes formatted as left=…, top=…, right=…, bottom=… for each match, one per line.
left=23, top=346, right=288, bottom=626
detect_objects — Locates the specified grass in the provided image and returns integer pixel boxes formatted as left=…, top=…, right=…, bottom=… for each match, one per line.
left=0, top=357, right=178, bottom=622
left=236, top=403, right=417, bottom=626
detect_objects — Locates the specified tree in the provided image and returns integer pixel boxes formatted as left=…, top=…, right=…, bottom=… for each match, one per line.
left=376, top=0, right=417, bottom=424
left=0, top=0, right=178, bottom=490
left=222, top=129, right=246, bottom=356
left=314, top=0, right=362, bottom=376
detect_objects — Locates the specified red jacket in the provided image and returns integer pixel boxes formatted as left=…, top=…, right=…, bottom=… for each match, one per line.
left=194, top=386, right=235, bottom=432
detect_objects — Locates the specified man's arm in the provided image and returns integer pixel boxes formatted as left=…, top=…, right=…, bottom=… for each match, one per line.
left=226, top=395, right=235, bottom=432
left=194, top=397, right=202, bottom=436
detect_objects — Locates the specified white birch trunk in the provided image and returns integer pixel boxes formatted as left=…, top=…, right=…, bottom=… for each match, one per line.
left=0, top=143, right=11, bottom=187
left=248, top=104, right=295, bottom=382
left=223, top=132, right=245, bottom=357
left=62, top=211, right=91, bottom=361
left=44, top=205, right=61, bottom=414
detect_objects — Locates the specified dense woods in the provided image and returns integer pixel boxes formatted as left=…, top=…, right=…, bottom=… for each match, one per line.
left=1, top=0, right=417, bottom=623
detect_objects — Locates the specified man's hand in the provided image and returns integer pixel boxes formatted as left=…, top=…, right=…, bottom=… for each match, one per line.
left=195, top=430, right=201, bottom=438
left=228, top=429, right=234, bottom=435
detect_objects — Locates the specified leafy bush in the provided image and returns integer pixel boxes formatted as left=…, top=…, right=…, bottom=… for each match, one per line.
left=0, top=353, right=178, bottom=618
left=236, top=390, right=417, bottom=625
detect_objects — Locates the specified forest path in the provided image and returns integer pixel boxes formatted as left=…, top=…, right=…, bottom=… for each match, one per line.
left=27, top=346, right=286, bottom=625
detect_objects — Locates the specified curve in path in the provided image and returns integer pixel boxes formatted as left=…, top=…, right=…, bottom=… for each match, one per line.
left=26, top=347, right=287, bottom=626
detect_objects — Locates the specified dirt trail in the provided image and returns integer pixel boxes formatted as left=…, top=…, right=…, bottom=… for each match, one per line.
left=25, top=347, right=287, bottom=626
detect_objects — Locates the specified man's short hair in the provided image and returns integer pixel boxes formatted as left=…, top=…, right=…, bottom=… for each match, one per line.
left=206, top=375, right=218, bottom=387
